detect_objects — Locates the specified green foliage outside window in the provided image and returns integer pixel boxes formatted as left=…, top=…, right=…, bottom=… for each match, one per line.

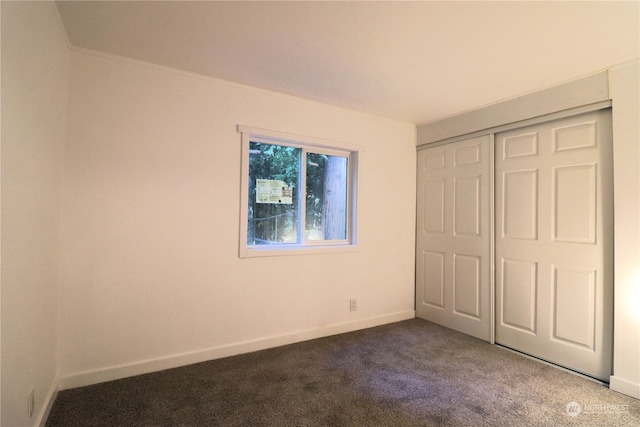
left=248, top=141, right=348, bottom=245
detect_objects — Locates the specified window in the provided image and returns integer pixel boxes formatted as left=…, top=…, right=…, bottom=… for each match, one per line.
left=239, top=126, right=358, bottom=257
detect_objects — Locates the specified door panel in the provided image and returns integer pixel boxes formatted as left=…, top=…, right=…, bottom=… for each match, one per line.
left=501, top=258, right=537, bottom=333
left=552, top=267, right=596, bottom=349
left=503, top=170, right=538, bottom=239
left=495, top=109, right=613, bottom=381
left=453, top=254, right=481, bottom=318
left=422, top=251, right=445, bottom=308
left=454, top=176, right=481, bottom=236
left=423, top=180, right=445, bottom=234
left=416, top=135, right=492, bottom=341
left=553, top=164, right=596, bottom=243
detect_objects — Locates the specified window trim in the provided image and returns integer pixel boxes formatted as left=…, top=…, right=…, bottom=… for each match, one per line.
left=238, top=125, right=360, bottom=258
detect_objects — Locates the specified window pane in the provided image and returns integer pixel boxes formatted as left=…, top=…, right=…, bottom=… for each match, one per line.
left=248, top=142, right=300, bottom=245
left=306, top=152, right=348, bottom=241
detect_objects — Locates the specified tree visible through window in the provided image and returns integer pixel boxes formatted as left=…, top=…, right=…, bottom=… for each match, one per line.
left=239, top=126, right=357, bottom=255
left=248, top=142, right=349, bottom=245
left=306, top=153, right=348, bottom=241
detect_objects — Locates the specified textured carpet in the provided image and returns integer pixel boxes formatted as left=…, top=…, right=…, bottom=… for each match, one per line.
left=47, top=319, right=639, bottom=426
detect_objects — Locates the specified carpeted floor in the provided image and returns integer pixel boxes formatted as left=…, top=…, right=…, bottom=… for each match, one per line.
left=46, top=319, right=639, bottom=426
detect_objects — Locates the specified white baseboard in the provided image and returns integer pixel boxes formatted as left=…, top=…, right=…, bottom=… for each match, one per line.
left=610, top=375, right=640, bottom=399
left=36, top=376, right=60, bottom=427
left=59, top=310, right=415, bottom=391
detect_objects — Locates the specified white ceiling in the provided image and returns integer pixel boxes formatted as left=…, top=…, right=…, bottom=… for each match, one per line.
left=55, top=1, right=639, bottom=125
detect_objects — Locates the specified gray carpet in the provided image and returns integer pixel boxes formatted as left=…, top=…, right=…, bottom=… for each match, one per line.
left=46, top=319, right=639, bottom=426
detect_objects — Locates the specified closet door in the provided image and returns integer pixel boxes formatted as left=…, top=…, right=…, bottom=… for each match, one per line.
left=416, top=135, right=492, bottom=341
left=495, top=109, right=613, bottom=381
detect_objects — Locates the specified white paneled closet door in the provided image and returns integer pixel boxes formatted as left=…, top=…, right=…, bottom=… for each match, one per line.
left=416, top=135, right=492, bottom=342
left=495, top=109, right=613, bottom=381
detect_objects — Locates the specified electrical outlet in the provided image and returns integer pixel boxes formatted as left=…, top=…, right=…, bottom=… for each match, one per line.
left=28, top=389, right=35, bottom=419
left=350, top=298, right=357, bottom=311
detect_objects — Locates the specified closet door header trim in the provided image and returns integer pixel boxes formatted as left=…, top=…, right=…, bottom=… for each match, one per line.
left=418, top=100, right=612, bottom=150
left=418, top=71, right=610, bottom=146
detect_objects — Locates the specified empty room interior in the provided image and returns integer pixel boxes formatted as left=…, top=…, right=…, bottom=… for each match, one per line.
left=2, top=1, right=639, bottom=426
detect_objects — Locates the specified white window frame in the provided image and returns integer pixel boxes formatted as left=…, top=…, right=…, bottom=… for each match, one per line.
left=238, top=125, right=359, bottom=258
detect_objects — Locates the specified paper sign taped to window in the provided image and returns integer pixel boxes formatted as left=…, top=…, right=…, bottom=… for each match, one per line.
left=256, top=179, right=293, bottom=204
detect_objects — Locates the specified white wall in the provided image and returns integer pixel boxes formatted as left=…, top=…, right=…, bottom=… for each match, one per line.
left=1, top=2, right=69, bottom=426
left=609, top=60, right=640, bottom=399
left=57, top=50, right=417, bottom=387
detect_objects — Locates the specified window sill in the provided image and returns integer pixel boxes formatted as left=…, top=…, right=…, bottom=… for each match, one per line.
left=239, top=244, right=359, bottom=258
